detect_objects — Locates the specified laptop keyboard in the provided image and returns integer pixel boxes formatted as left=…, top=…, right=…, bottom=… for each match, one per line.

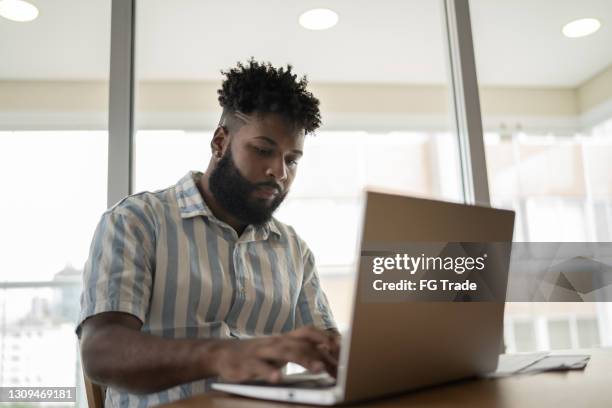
left=241, top=372, right=337, bottom=389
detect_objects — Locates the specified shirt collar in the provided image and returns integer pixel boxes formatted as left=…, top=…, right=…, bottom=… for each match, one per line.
left=174, top=171, right=281, bottom=240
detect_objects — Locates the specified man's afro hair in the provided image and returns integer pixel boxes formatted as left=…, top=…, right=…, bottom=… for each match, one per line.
left=217, top=58, right=321, bottom=135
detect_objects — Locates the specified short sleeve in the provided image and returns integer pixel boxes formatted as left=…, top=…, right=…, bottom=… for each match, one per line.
left=295, top=245, right=337, bottom=331
left=76, top=204, right=155, bottom=335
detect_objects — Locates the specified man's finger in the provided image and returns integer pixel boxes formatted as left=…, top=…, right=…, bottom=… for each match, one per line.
left=287, top=326, right=336, bottom=349
left=247, top=359, right=283, bottom=383
left=257, top=339, right=328, bottom=373
left=283, top=337, right=338, bottom=370
left=317, top=344, right=338, bottom=366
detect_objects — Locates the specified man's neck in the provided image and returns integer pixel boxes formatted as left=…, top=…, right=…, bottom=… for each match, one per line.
left=197, top=172, right=248, bottom=236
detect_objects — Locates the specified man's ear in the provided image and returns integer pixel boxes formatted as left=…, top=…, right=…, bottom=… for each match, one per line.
left=211, top=126, right=229, bottom=158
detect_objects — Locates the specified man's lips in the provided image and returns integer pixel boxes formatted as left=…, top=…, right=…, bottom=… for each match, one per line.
left=253, top=185, right=281, bottom=199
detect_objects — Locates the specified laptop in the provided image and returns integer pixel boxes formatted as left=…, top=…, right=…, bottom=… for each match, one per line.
left=213, top=190, right=515, bottom=405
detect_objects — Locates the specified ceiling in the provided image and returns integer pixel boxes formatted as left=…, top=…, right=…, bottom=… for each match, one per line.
left=1, top=0, right=611, bottom=86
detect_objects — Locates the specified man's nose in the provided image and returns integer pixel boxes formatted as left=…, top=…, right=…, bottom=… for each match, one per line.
left=266, top=157, right=288, bottom=183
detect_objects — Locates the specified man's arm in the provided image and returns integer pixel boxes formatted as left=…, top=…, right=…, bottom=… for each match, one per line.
left=80, top=312, right=338, bottom=394
left=295, top=243, right=338, bottom=331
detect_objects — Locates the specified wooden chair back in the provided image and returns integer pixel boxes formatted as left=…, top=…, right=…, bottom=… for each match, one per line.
left=83, top=375, right=105, bottom=408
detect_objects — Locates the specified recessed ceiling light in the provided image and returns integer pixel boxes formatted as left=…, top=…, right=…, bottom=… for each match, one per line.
left=562, top=18, right=601, bottom=38
left=299, top=8, right=338, bottom=31
left=0, top=0, right=39, bottom=22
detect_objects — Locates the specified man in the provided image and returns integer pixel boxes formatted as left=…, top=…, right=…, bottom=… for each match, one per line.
left=78, top=59, right=338, bottom=407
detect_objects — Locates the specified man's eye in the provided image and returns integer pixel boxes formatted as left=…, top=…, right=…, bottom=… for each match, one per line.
left=287, top=159, right=299, bottom=168
left=253, top=146, right=273, bottom=156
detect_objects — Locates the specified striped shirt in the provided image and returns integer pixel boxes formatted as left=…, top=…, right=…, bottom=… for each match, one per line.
left=78, top=171, right=336, bottom=408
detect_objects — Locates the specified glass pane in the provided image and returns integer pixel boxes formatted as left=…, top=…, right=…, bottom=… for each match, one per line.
left=0, top=287, right=81, bottom=386
left=135, top=130, right=211, bottom=191
left=0, top=1, right=111, bottom=405
left=513, top=321, right=537, bottom=352
left=0, top=131, right=108, bottom=281
left=577, top=318, right=601, bottom=348
left=548, top=320, right=572, bottom=350
left=471, top=0, right=612, bottom=350
left=134, top=1, right=462, bottom=330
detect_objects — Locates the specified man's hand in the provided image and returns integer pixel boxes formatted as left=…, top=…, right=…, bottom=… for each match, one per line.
left=322, top=328, right=341, bottom=363
left=80, top=313, right=341, bottom=393
left=210, top=326, right=340, bottom=383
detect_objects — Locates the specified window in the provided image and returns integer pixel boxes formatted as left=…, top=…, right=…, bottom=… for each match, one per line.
left=134, top=1, right=463, bottom=329
left=0, top=1, right=111, bottom=405
left=471, top=0, right=612, bottom=350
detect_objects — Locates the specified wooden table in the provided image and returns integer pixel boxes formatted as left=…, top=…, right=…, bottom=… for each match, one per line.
left=158, top=349, right=611, bottom=408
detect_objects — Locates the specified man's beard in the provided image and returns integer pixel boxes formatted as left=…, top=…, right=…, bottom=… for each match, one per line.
left=209, top=148, right=287, bottom=226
